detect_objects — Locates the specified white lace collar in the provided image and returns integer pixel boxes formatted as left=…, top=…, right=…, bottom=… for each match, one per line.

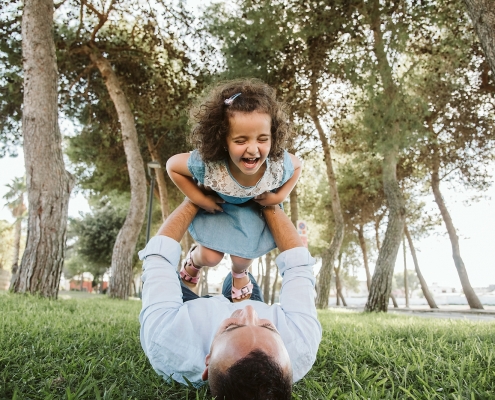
left=203, top=157, right=284, bottom=198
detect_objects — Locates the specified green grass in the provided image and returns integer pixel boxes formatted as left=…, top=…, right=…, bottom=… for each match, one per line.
left=1, top=294, right=494, bottom=399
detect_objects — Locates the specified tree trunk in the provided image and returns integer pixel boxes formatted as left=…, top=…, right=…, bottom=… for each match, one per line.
left=375, top=211, right=385, bottom=251
left=404, top=224, right=438, bottom=309
left=365, top=0, right=406, bottom=312
left=373, top=216, right=398, bottom=308
left=201, top=267, right=209, bottom=296
left=403, top=234, right=409, bottom=308
left=365, top=150, right=405, bottom=312
left=431, top=149, right=483, bottom=309
left=11, top=214, right=22, bottom=272
left=146, top=135, right=170, bottom=220
left=10, top=192, right=26, bottom=282
left=310, top=79, right=345, bottom=310
left=289, top=184, right=298, bottom=227
left=270, top=265, right=279, bottom=305
left=11, top=0, right=74, bottom=298
left=463, top=0, right=495, bottom=78
left=85, top=45, right=147, bottom=300
left=257, top=257, right=264, bottom=290
left=263, top=251, right=272, bottom=303
left=334, top=253, right=347, bottom=307
left=356, top=224, right=372, bottom=290
left=180, top=232, right=193, bottom=269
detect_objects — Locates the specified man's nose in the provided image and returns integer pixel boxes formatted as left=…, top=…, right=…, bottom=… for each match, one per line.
left=238, top=305, right=259, bottom=325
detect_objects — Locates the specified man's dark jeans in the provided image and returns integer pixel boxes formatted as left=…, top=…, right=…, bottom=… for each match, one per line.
left=179, top=271, right=264, bottom=303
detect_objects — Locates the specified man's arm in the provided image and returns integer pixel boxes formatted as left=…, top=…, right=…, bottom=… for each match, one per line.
left=263, top=205, right=322, bottom=382
left=139, top=199, right=199, bottom=355
left=156, top=199, right=199, bottom=241
left=262, top=205, right=302, bottom=251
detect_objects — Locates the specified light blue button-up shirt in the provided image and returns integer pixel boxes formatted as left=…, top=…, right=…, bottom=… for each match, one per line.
left=139, top=236, right=322, bottom=387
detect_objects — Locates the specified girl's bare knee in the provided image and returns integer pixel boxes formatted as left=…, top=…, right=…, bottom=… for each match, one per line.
left=230, top=255, right=253, bottom=271
left=196, top=245, right=224, bottom=267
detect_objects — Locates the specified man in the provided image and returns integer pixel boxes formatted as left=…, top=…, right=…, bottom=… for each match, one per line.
left=139, top=200, right=321, bottom=399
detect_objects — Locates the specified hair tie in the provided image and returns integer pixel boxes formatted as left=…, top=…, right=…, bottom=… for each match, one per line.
left=224, top=93, right=242, bottom=106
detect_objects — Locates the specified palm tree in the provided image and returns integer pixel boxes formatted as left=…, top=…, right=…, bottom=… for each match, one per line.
left=3, top=176, right=27, bottom=279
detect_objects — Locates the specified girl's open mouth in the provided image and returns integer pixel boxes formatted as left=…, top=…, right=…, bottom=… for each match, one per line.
left=242, top=157, right=259, bottom=168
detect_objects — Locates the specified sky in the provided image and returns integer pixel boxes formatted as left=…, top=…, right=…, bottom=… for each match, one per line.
left=1, top=150, right=494, bottom=289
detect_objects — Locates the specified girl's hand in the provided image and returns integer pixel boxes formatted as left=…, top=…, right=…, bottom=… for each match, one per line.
left=198, top=194, right=225, bottom=214
left=253, top=192, right=280, bottom=206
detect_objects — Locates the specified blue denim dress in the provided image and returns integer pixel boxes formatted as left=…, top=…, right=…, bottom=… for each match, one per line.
left=187, top=150, right=294, bottom=258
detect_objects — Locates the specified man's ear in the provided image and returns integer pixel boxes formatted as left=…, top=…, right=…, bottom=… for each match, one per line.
left=202, top=354, right=210, bottom=381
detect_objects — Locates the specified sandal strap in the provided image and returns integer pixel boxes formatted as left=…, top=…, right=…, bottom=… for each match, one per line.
left=180, top=264, right=200, bottom=283
left=180, top=245, right=201, bottom=284
left=231, top=281, right=253, bottom=300
left=231, top=269, right=248, bottom=279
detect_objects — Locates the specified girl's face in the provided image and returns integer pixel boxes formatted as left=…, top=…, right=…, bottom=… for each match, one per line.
left=226, top=111, right=272, bottom=179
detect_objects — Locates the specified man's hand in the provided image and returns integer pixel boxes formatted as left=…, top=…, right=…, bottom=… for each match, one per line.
left=253, top=191, right=281, bottom=207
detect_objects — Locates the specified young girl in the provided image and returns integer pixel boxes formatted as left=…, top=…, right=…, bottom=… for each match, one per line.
left=166, top=79, right=301, bottom=302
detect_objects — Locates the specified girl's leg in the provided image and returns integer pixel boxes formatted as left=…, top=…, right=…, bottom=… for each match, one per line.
left=191, top=245, right=224, bottom=267
left=181, top=244, right=224, bottom=289
left=230, top=255, right=254, bottom=302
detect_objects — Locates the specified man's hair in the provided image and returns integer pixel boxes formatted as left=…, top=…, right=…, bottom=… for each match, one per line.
left=209, top=349, right=292, bottom=400
left=189, top=78, right=292, bottom=163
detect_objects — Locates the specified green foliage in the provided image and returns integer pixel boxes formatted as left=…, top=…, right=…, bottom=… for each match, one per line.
left=404, top=0, right=495, bottom=191
left=1, top=294, right=494, bottom=399
left=65, top=196, right=127, bottom=281
left=0, top=0, right=22, bottom=156
left=55, top=8, right=197, bottom=195
left=0, top=220, right=13, bottom=270
left=2, top=175, right=26, bottom=219
left=393, top=270, right=421, bottom=298
left=297, top=153, right=332, bottom=256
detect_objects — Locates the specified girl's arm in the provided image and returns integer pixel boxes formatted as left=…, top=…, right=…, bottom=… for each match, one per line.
left=166, top=153, right=224, bottom=213
left=253, top=153, right=302, bottom=206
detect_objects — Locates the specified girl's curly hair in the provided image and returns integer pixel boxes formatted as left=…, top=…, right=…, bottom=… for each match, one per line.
left=190, top=78, right=292, bottom=162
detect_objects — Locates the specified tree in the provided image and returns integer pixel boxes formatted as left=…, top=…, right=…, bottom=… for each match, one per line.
left=336, top=154, right=386, bottom=291
left=71, top=200, right=126, bottom=268
left=0, top=220, right=14, bottom=271
left=407, top=1, right=495, bottom=309
left=393, top=270, right=420, bottom=300
left=404, top=224, right=438, bottom=308
left=0, top=1, right=22, bottom=157
left=361, top=0, right=413, bottom=312
left=263, top=250, right=273, bottom=303
left=67, top=196, right=127, bottom=287
left=59, top=0, right=172, bottom=298
left=205, top=0, right=359, bottom=308
left=463, top=0, right=495, bottom=77
left=2, top=176, right=26, bottom=278
left=54, top=1, right=199, bottom=230
left=11, top=0, right=74, bottom=298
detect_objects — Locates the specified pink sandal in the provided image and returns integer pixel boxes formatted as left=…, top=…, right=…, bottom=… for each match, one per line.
left=180, top=245, right=201, bottom=285
left=231, top=270, right=253, bottom=301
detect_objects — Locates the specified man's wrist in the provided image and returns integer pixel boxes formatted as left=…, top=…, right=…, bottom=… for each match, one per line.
left=261, top=205, right=279, bottom=216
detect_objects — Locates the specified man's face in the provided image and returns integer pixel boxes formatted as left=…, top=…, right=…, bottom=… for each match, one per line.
left=202, top=305, right=292, bottom=380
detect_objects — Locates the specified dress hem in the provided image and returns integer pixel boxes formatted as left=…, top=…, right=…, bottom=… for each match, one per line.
left=188, top=230, right=277, bottom=259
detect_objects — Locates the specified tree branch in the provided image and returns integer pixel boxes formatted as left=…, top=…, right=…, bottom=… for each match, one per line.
left=69, top=63, right=96, bottom=91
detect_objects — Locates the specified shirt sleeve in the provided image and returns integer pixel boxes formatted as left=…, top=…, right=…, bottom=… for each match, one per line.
left=138, top=236, right=183, bottom=356
left=280, top=150, right=295, bottom=186
left=276, top=247, right=322, bottom=379
left=187, top=150, right=206, bottom=184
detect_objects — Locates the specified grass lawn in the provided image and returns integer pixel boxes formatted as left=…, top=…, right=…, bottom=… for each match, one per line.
left=1, top=293, right=494, bottom=399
